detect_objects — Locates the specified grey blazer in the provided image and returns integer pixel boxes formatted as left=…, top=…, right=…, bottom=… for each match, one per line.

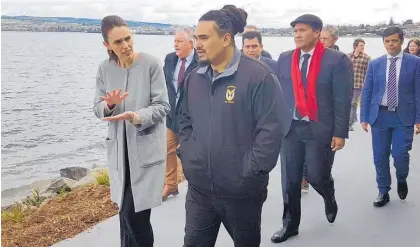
left=94, top=53, right=170, bottom=212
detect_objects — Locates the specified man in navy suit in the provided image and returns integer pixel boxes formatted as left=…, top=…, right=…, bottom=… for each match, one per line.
left=360, top=26, right=420, bottom=207
left=242, top=31, right=277, bottom=73
left=271, top=14, right=353, bottom=243
left=162, top=27, right=199, bottom=201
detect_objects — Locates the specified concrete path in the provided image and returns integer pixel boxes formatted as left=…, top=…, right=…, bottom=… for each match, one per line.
left=53, top=125, right=420, bottom=247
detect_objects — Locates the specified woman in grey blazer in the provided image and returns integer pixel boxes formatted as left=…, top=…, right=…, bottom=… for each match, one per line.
left=93, top=15, right=170, bottom=246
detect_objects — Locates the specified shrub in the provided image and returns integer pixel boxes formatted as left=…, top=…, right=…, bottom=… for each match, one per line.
left=96, top=171, right=110, bottom=186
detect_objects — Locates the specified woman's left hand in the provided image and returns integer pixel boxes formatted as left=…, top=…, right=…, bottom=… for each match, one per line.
left=104, top=111, right=137, bottom=121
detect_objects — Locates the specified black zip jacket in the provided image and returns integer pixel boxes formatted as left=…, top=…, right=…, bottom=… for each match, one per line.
left=178, top=48, right=285, bottom=198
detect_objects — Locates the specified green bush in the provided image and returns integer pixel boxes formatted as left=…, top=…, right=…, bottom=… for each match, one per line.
left=2, top=205, right=24, bottom=222
left=22, top=188, right=45, bottom=207
left=96, top=171, right=110, bottom=186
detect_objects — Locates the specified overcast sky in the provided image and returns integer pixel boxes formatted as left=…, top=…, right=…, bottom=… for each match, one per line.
left=1, top=0, right=419, bottom=28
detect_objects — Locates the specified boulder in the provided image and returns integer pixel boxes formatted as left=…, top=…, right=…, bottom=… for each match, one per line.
left=60, top=167, right=88, bottom=181
left=45, top=178, right=77, bottom=194
left=91, top=164, right=105, bottom=169
left=73, top=175, right=98, bottom=188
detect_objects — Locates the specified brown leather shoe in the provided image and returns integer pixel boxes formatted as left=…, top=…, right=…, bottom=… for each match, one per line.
left=162, top=185, right=179, bottom=201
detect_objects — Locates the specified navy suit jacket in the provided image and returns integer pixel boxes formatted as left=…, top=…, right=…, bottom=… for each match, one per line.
left=360, top=53, right=420, bottom=126
left=276, top=49, right=354, bottom=144
left=260, top=56, right=277, bottom=73
left=163, top=50, right=199, bottom=133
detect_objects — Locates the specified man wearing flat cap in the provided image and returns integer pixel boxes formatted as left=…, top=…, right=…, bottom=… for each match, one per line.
left=271, top=14, right=353, bottom=243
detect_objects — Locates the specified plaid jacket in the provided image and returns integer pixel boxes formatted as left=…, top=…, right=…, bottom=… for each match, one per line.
left=347, top=52, right=371, bottom=88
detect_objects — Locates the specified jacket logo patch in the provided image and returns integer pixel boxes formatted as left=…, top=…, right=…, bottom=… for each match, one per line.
left=225, top=86, right=236, bottom=104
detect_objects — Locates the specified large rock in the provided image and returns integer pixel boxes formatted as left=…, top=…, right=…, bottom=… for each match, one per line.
left=60, top=166, right=89, bottom=181
left=73, top=175, right=97, bottom=188
left=72, top=167, right=109, bottom=188
left=1, top=179, right=54, bottom=208
left=45, top=178, right=77, bottom=194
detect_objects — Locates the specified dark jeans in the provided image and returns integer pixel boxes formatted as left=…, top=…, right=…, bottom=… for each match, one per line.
left=120, top=130, right=154, bottom=247
left=120, top=184, right=154, bottom=247
left=184, top=186, right=267, bottom=247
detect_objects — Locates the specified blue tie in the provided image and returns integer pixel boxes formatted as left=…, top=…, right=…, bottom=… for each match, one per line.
left=301, top=54, right=311, bottom=88
left=387, top=57, right=398, bottom=109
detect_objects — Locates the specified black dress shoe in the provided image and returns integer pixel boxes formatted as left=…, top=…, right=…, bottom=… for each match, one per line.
left=325, top=198, right=338, bottom=223
left=373, top=193, right=390, bottom=207
left=271, top=228, right=299, bottom=243
left=397, top=182, right=408, bottom=200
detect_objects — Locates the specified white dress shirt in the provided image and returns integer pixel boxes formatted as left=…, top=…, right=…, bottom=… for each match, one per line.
left=381, top=50, right=403, bottom=107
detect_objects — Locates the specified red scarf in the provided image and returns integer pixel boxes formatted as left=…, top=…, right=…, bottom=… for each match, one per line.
left=291, top=40, right=325, bottom=121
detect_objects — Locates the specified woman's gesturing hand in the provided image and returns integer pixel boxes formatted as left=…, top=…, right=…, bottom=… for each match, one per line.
left=100, top=88, right=129, bottom=105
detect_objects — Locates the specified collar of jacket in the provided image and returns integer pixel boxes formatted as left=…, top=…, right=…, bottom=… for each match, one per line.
left=196, top=46, right=241, bottom=80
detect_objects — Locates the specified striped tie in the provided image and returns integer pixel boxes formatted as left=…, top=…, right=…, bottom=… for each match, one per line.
left=387, top=57, right=398, bottom=109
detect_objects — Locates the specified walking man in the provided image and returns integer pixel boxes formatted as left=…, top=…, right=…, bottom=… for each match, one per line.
left=320, top=27, right=340, bottom=50
left=348, top=38, right=371, bottom=131
left=271, top=14, right=353, bottom=243
left=242, top=30, right=277, bottom=72
left=162, top=27, right=198, bottom=200
left=360, top=26, right=420, bottom=207
left=242, top=24, right=273, bottom=59
left=179, top=5, right=285, bottom=246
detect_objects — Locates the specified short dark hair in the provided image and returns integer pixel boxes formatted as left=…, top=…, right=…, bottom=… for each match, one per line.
left=353, top=38, right=365, bottom=49
left=382, top=26, right=404, bottom=41
left=199, top=5, right=248, bottom=39
left=242, top=31, right=262, bottom=45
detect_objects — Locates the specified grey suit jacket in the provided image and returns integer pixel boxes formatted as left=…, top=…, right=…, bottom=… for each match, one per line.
left=276, top=49, right=354, bottom=144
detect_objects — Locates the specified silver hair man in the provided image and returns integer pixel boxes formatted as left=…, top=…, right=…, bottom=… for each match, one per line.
left=175, top=27, right=196, bottom=47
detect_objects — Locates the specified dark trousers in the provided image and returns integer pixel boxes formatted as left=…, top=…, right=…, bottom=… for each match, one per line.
left=303, top=144, right=335, bottom=180
left=184, top=186, right=267, bottom=247
left=280, top=120, right=335, bottom=230
left=371, top=108, right=413, bottom=195
left=120, top=132, right=154, bottom=247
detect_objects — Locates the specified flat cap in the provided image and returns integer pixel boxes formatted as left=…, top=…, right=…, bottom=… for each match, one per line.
left=290, top=14, right=323, bottom=30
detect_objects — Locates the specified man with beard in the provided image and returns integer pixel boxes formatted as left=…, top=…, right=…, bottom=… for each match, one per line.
left=178, top=4, right=285, bottom=247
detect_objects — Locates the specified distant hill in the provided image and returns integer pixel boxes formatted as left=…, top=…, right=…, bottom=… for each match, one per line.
left=1, top=15, right=172, bottom=28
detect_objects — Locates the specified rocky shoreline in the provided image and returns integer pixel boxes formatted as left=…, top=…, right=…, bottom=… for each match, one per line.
left=1, top=164, right=108, bottom=210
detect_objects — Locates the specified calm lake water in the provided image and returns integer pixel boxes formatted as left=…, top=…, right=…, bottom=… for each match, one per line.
left=0, top=31, right=398, bottom=193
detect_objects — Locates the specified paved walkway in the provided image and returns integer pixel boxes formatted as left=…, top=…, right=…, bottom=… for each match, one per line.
left=53, top=125, right=420, bottom=247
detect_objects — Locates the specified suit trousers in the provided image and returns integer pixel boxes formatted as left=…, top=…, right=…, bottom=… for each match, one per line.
left=165, top=128, right=182, bottom=186
left=280, top=120, right=335, bottom=230
left=371, top=108, right=414, bottom=195
left=184, top=186, right=267, bottom=247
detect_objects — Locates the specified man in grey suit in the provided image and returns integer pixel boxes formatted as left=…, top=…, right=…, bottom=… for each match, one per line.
left=271, top=14, right=353, bottom=243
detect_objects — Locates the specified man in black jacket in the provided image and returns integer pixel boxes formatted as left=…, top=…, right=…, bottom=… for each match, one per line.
left=162, top=27, right=198, bottom=201
left=179, top=5, right=285, bottom=247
